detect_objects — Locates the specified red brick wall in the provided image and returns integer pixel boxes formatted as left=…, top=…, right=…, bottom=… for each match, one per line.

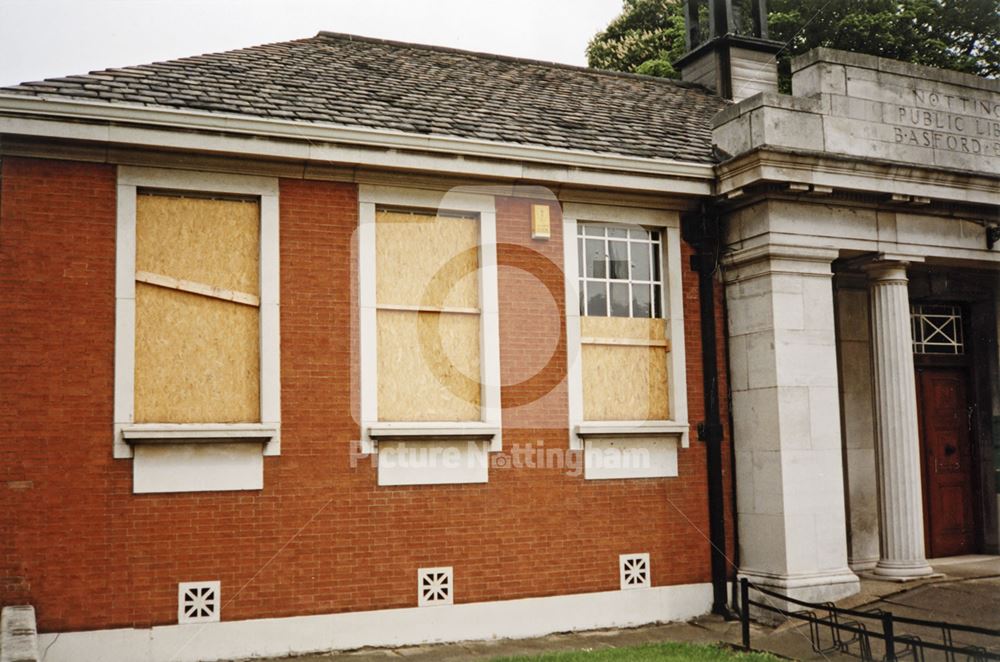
left=496, top=196, right=567, bottom=428
left=0, top=158, right=733, bottom=633
left=0, top=157, right=123, bottom=627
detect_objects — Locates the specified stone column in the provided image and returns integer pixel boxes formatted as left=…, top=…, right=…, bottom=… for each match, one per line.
left=834, top=276, right=880, bottom=572
left=866, top=262, right=934, bottom=579
left=726, top=245, right=859, bottom=605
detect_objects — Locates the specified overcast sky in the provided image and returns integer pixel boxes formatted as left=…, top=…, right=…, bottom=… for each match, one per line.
left=0, top=0, right=624, bottom=87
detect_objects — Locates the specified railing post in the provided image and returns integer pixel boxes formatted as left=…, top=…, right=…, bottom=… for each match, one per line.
left=942, top=626, right=955, bottom=662
left=740, top=577, right=751, bottom=650
left=882, top=611, right=896, bottom=661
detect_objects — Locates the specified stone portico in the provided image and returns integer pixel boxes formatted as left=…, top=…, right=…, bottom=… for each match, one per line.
left=714, top=49, right=1000, bottom=603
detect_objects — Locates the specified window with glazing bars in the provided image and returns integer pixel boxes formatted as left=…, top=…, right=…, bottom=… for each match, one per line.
left=577, top=224, right=662, bottom=318
left=911, top=304, right=964, bottom=355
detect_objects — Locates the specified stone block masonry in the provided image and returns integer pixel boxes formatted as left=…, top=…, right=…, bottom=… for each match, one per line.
left=1, top=606, right=39, bottom=662
left=713, top=48, right=1000, bottom=176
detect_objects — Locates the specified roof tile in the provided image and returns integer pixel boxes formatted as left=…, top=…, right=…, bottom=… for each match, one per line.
left=2, top=32, right=727, bottom=163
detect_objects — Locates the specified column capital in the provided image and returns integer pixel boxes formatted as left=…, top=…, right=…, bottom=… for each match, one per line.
left=844, top=252, right=925, bottom=283
left=863, top=260, right=910, bottom=283
left=723, top=243, right=838, bottom=283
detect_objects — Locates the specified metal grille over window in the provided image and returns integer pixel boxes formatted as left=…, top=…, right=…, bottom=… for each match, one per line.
left=911, top=304, right=964, bottom=355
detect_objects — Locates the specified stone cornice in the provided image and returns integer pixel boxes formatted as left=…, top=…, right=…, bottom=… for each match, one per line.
left=714, top=147, right=1000, bottom=209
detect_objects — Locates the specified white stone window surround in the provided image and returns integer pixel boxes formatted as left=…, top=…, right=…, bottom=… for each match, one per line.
left=562, top=203, right=689, bottom=465
left=358, top=185, right=502, bottom=456
left=113, top=166, right=281, bottom=462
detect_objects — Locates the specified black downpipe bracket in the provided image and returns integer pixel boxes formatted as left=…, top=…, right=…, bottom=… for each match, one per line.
left=681, top=207, right=732, bottom=617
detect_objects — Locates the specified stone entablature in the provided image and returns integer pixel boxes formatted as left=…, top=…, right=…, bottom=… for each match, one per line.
left=713, top=48, right=1000, bottom=179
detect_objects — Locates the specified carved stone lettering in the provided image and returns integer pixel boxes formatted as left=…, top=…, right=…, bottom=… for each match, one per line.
left=912, top=89, right=1000, bottom=118
left=885, top=90, right=1000, bottom=159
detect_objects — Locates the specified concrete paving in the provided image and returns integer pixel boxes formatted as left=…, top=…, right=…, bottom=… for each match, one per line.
left=248, top=556, right=1000, bottom=661
left=747, top=555, right=1000, bottom=661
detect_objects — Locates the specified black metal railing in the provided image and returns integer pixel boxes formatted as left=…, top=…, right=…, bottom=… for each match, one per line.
left=739, top=577, right=1000, bottom=661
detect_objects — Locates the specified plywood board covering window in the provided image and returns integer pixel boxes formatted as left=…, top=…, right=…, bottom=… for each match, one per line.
left=376, top=210, right=479, bottom=309
left=134, top=193, right=261, bottom=423
left=582, top=344, right=669, bottom=421
left=377, top=310, right=481, bottom=421
left=577, top=223, right=669, bottom=422
left=581, top=317, right=669, bottom=345
left=375, top=208, right=482, bottom=421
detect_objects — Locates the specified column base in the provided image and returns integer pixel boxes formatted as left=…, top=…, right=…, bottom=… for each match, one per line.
left=869, top=559, right=938, bottom=581
left=848, top=556, right=879, bottom=573
left=739, top=568, right=860, bottom=623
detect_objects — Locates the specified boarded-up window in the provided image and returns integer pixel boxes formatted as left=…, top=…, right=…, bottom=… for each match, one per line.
left=375, top=209, right=481, bottom=422
left=133, top=192, right=261, bottom=424
left=578, top=223, right=669, bottom=421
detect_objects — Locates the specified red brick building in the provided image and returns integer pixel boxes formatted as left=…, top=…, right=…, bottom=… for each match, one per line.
left=5, top=17, right=999, bottom=662
left=0, top=32, right=736, bottom=661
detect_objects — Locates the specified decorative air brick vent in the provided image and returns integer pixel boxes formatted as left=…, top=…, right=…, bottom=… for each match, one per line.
left=178, top=581, right=221, bottom=624
left=417, top=567, right=453, bottom=606
left=619, top=553, right=650, bottom=590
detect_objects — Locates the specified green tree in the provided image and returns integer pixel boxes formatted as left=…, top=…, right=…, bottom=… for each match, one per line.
left=587, top=0, right=1000, bottom=80
left=770, top=0, right=1000, bottom=79
left=586, top=0, right=687, bottom=78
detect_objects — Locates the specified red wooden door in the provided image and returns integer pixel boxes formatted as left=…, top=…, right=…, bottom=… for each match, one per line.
left=916, top=368, right=976, bottom=557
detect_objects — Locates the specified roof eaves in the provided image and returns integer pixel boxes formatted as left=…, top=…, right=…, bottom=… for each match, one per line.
left=0, top=92, right=720, bottom=175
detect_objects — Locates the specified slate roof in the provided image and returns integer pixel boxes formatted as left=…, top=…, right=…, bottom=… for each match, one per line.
left=1, top=32, right=727, bottom=163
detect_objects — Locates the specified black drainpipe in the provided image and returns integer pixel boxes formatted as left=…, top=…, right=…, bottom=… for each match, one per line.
left=681, top=205, right=732, bottom=617
left=722, top=271, right=743, bottom=614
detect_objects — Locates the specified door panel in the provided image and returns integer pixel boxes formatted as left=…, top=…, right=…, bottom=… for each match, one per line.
left=916, top=368, right=976, bottom=557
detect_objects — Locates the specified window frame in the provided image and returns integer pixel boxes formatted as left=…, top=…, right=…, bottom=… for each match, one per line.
left=562, top=203, right=689, bottom=451
left=577, top=223, right=664, bottom=320
left=358, top=185, right=502, bottom=454
left=910, top=303, right=965, bottom=355
left=113, top=166, right=281, bottom=459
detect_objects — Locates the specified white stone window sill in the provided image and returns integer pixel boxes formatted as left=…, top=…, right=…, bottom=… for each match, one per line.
left=577, top=421, right=687, bottom=481
left=576, top=420, right=690, bottom=447
left=122, top=423, right=278, bottom=444
left=121, top=424, right=275, bottom=495
left=369, top=423, right=496, bottom=487
left=367, top=422, right=499, bottom=442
